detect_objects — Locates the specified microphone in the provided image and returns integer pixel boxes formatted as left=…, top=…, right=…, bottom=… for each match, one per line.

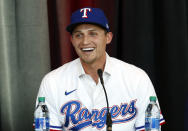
left=97, top=69, right=112, bottom=131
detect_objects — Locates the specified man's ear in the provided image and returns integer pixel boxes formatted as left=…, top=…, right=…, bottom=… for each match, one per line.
left=106, top=32, right=113, bottom=45
left=70, top=35, right=73, bottom=44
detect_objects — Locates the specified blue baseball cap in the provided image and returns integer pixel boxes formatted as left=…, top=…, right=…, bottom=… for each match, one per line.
left=66, top=7, right=110, bottom=33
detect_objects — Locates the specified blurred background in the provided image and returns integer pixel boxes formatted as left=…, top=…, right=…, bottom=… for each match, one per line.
left=0, top=0, right=188, bottom=130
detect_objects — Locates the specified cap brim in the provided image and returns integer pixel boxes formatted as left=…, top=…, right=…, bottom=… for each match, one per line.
left=66, top=22, right=109, bottom=33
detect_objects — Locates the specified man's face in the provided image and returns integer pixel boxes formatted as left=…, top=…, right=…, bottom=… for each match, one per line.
left=71, top=24, right=113, bottom=64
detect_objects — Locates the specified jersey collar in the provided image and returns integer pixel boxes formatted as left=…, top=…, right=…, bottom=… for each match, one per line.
left=77, top=53, right=113, bottom=78
left=103, top=53, right=113, bottom=76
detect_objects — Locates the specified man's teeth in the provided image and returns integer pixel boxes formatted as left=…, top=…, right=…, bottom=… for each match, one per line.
left=82, top=48, right=94, bottom=51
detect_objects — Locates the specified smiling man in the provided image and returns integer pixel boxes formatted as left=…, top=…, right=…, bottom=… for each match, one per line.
left=70, top=24, right=112, bottom=83
left=35, top=7, right=165, bottom=131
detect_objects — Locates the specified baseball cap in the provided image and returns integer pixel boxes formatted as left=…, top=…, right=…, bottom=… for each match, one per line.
left=66, top=7, right=110, bottom=33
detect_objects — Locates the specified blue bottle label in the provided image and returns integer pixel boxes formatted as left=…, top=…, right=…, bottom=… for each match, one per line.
left=35, top=117, right=49, bottom=129
left=145, top=118, right=159, bottom=129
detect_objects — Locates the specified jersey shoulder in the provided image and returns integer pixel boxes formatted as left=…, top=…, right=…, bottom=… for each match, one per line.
left=42, top=58, right=80, bottom=81
left=110, top=57, right=148, bottom=78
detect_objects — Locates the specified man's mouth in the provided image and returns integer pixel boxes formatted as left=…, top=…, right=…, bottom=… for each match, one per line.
left=81, top=48, right=95, bottom=52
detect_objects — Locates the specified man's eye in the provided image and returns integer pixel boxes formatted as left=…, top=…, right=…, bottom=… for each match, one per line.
left=90, top=32, right=97, bottom=36
left=74, top=34, right=83, bottom=38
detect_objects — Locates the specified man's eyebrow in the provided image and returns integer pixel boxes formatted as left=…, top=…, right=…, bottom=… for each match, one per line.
left=72, top=30, right=82, bottom=34
left=72, top=29, right=98, bottom=34
left=88, top=29, right=97, bottom=31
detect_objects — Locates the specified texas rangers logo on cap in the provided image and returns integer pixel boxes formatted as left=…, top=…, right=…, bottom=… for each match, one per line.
left=80, top=8, right=92, bottom=18
left=66, top=7, right=110, bottom=33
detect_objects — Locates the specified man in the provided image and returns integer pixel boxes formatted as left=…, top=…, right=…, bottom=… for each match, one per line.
left=35, top=7, right=165, bottom=131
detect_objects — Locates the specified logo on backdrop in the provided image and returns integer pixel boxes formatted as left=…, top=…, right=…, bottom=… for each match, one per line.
left=60, top=100, right=137, bottom=130
left=80, top=8, right=92, bottom=18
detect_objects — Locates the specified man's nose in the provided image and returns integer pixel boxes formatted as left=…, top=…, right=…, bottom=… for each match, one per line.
left=82, top=35, right=90, bottom=45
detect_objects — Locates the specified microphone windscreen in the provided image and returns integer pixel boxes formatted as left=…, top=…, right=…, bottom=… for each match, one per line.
left=97, top=69, right=103, bottom=77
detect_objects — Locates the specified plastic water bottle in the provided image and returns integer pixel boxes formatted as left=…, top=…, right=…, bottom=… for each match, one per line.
left=34, top=97, right=49, bottom=131
left=145, top=96, right=160, bottom=131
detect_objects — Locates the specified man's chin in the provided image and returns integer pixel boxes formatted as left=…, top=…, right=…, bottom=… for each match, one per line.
left=80, top=57, right=95, bottom=65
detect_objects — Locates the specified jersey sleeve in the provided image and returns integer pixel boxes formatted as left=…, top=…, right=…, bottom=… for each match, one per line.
left=35, top=74, right=63, bottom=131
left=135, top=72, right=165, bottom=131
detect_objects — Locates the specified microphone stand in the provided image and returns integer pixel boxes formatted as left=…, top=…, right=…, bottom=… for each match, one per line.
left=97, top=69, right=112, bottom=131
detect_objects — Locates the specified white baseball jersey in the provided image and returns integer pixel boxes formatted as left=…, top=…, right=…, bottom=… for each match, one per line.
left=36, top=54, right=165, bottom=131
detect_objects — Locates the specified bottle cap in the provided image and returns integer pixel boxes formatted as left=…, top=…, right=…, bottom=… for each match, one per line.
left=38, top=97, right=45, bottom=102
left=149, top=96, right=156, bottom=102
